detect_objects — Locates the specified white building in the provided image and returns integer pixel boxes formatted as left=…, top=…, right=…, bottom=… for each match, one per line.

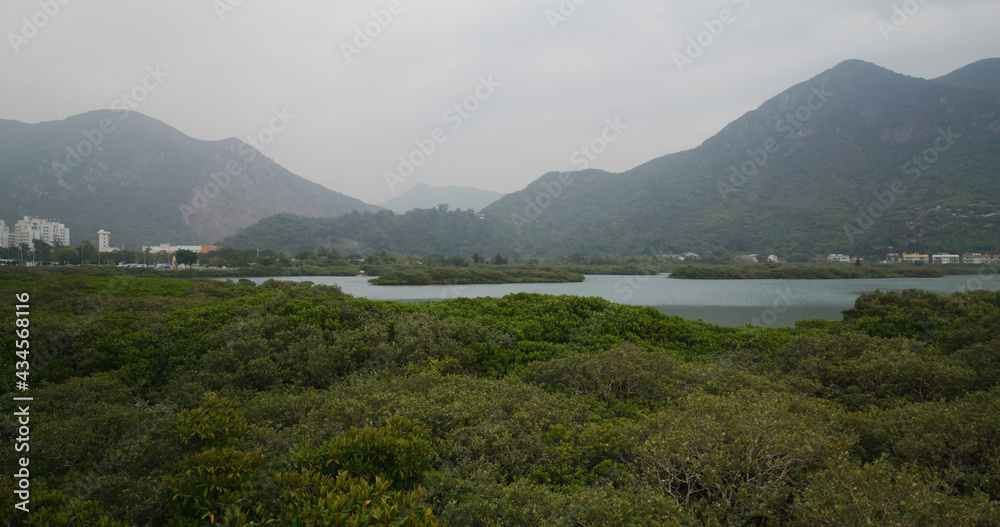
left=932, top=254, right=961, bottom=265
left=962, top=254, right=994, bottom=265
left=98, top=230, right=111, bottom=253
left=13, top=216, right=70, bottom=247
left=143, top=244, right=214, bottom=254
left=828, top=254, right=851, bottom=263
left=0, top=220, right=9, bottom=248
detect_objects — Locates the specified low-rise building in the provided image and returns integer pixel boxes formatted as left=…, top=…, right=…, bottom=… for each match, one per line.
left=885, top=253, right=901, bottom=264
left=143, top=244, right=215, bottom=254
left=828, top=254, right=851, bottom=263
left=962, top=253, right=994, bottom=265
left=932, top=254, right=961, bottom=264
left=903, top=253, right=929, bottom=264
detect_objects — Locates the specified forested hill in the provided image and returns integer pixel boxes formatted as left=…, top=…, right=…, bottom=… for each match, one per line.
left=483, top=58, right=1000, bottom=259
left=378, top=183, right=504, bottom=214
left=227, top=58, right=1000, bottom=259
left=934, top=58, right=1000, bottom=93
left=0, top=111, right=378, bottom=247
left=218, top=207, right=524, bottom=256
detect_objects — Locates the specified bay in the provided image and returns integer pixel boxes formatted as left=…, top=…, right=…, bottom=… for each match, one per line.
left=234, top=273, right=1000, bottom=327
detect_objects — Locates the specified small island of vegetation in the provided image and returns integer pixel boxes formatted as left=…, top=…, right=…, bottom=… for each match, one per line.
left=369, top=267, right=585, bottom=285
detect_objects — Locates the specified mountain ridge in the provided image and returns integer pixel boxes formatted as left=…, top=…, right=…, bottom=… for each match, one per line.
left=0, top=110, right=379, bottom=247
left=378, top=183, right=504, bottom=214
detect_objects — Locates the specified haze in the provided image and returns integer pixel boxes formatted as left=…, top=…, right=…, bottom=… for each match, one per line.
left=2, top=0, right=998, bottom=204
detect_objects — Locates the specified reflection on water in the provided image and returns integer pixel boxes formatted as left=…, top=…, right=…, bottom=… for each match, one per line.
left=232, top=273, right=1000, bottom=328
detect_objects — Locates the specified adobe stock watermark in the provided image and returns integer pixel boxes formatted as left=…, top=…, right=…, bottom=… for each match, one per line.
left=180, top=107, right=296, bottom=225
left=546, top=0, right=588, bottom=31
left=51, top=65, right=170, bottom=179
left=951, top=264, right=999, bottom=294
left=844, top=127, right=960, bottom=243
left=213, top=0, right=247, bottom=22
left=613, top=274, right=653, bottom=302
left=751, top=287, right=798, bottom=327
left=878, top=0, right=929, bottom=41
left=384, top=75, right=501, bottom=193
left=673, top=0, right=752, bottom=74
left=7, top=0, right=73, bottom=54
left=510, top=117, right=628, bottom=232
left=718, top=82, right=833, bottom=201
left=440, top=285, right=470, bottom=300
left=341, top=0, right=412, bottom=64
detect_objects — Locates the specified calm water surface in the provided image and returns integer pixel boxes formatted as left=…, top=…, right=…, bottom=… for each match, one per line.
left=237, top=274, right=1000, bottom=327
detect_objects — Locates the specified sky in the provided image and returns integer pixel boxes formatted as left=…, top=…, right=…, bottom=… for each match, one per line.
left=2, top=0, right=998, bottom=205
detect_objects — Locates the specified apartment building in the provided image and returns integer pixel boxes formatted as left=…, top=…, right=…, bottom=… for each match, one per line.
left=12, top=216, right=70, bottom=247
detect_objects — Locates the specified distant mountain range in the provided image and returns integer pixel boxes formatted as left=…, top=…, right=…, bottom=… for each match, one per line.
left=8, top=58, right=1000, bottom=259
left=224, top=58, right=1000, bottom=259
left=480, top=58, right=1000, bottom=259
left=0, top=111, right=378, bottom=247
left=378, top=183, right=504, bottom=214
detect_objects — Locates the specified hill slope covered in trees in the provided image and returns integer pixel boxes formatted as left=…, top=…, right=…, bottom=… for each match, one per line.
left=0, top=111, right=378, bottom=247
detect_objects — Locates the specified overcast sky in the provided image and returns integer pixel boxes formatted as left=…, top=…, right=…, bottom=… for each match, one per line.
left=2, top=0, right=998, bottom=205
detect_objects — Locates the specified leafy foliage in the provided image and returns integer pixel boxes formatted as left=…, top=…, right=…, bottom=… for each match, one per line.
left=1, top=272, right=999, bottom=525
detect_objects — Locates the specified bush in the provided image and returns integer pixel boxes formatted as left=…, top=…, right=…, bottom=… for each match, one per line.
left=792, top=459, right=1000, bottom=526
left=635, top=391, right=850, bottom=524
left=289, top=417, right=433, bottom=491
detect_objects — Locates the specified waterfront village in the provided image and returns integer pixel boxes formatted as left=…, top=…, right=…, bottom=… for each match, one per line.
left=2, top=216, right=999, bottom=268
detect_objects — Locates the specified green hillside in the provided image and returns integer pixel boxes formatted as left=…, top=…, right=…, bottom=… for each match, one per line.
left=219, top=206, right=524, bottom=256
left=934, top=58, right=1000, bottom=93
left=483, top=59, right=1000, bottom=259
left=225, top=59, right=1000, bottom=260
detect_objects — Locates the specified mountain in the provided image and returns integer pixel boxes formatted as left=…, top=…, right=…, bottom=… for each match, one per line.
left=219, top=207, right=519, bottom=256
left=378, top=183, right=504, bottom=214
left=933, top=58, right=1000, bottom=93
left=480, top=58, right=1000, bottom=259
left=223, top=58, right=1000, bottom=259
left=0, top=111, right=378, bottom=247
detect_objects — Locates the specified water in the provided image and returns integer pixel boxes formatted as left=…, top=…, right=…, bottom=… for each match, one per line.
left=234, top=273, right=1000, bottom=327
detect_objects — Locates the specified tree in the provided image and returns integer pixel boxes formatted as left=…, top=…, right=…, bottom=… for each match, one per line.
left=51, top=247, right=80, bottom=265
left=493, top=252, right=507, bottom=265
left=79, top=240, right=98, bottom=264
left=31, top=239, right=53, bottom=263
left=472, top=253, right=485, bottom=265
left=175, top=249, right=199, bottom=266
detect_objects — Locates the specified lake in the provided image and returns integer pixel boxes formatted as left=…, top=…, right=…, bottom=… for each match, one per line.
left=236, top=273, right=1000, bottom=327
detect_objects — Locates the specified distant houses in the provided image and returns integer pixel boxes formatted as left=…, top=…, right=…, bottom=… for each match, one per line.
left=143, top=244, right=216, bottom=254
left=825, top=252, right=1000, bottom=264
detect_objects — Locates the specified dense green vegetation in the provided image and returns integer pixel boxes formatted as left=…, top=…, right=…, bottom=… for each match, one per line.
left=370, top=268, right=584, bottom=286
left=668, top=263, right=988, bottom=280
left=2, top=269, right=1000, bottom=525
